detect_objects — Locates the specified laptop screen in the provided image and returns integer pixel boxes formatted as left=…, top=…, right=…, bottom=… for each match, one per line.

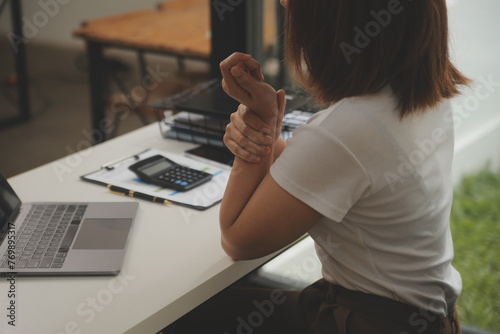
left=0, top=174, right=22, bottom=243
left=173, top=83, right=239, bottom=118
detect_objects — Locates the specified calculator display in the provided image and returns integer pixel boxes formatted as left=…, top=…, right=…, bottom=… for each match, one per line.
left=139, top=160, right=173, bottom=177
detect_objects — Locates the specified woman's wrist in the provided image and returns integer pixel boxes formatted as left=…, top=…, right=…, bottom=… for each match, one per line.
left=273, top=137, right=287, bottom=162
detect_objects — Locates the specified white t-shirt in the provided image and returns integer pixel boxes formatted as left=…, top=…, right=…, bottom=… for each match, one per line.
left=270, top=85, right=461, bottom=315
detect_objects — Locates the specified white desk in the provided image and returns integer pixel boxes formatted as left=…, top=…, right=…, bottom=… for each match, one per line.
left=0, top=124, right=278, bottom=334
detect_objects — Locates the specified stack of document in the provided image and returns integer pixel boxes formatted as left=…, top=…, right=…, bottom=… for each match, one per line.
left=151, top=79, right=320, bottom=147
left=162, top=109, right=317, bottom=144
left=280, top=110, right=316, bottom=140
left=161, top=111, right=227, bottom=148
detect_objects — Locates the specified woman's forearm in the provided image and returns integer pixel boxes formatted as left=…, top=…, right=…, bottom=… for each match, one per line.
left=220, top=128, right=286, bottom=231
left=218, top=53, right=286, bottom=254
left=219, top=140, right=275, bottom=245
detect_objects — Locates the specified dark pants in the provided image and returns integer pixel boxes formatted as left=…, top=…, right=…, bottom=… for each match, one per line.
left=161, top=279, right=461, bottom=334
left=300, top=279, right=461, bottom=334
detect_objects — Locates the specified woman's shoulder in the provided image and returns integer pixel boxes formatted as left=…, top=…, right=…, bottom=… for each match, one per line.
left=303, top=85, right=400, bottom=136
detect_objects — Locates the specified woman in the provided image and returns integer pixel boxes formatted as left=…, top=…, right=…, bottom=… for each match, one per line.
left=167, top=0, right=469, bottom=333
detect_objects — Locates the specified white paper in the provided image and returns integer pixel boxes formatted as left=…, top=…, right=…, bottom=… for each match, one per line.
left=83, top=149, right=230, bottom=209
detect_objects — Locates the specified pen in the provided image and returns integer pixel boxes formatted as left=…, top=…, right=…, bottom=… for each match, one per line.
left=101, top=149, right=151, bottom=170
left=107, top=184, right=171, bottom=206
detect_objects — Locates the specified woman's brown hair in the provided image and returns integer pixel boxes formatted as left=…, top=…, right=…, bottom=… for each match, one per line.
left=285, top=0, right=470, bottom=118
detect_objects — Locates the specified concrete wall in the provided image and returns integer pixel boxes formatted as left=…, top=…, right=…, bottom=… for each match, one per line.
left=447, top=0, right=500, bottom=181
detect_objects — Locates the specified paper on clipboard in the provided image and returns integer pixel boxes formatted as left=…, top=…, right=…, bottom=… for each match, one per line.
left=81, top=149, right=230, bottom=210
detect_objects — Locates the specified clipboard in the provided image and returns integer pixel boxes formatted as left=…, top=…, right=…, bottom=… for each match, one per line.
left=80, top=148, right=230, bottom=210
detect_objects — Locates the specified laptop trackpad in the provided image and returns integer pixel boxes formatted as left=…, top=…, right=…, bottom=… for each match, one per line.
left=72, top=219, right=132, bottom=250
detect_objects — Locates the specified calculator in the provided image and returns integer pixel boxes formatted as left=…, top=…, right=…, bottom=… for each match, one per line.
left=128, top=155, right=213, bottom=191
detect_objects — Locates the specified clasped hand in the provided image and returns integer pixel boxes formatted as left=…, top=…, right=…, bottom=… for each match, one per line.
left=220, top=53, right=286, bottom=163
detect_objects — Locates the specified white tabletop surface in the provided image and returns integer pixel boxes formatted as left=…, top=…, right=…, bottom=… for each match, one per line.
left=0, top=124, right=278, bottom=334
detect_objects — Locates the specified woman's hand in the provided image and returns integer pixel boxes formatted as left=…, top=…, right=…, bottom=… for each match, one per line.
left=224, top=105, right=274, bottom=163
left=220, top=52, right=279, bottom=125
left=224, top=91, right=287, bottom=163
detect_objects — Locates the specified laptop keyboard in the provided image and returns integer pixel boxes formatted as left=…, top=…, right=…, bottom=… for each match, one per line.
left=1, top=204, right=87, bottom=270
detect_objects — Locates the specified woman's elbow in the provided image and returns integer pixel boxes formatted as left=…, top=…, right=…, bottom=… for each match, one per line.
left=221, top=236, right=260, bottom=261
left=221, top=238, right=240, bottom=261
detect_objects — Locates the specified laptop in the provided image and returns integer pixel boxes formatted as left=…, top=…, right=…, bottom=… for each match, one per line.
left=173, top=79, right=240, bottom=118
left=151, top=79, right=312, bottom=118
left=0, top=173, right=139, bottom=276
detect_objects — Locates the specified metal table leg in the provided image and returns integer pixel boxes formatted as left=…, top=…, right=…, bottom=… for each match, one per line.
left=0, top=0, right=31, bottom=128
left=86, top=41, right=108, bottom=144
left=10, top=0, right=30, bottom=122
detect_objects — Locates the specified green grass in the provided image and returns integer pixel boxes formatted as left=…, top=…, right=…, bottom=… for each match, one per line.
left=451, top=166, right=500, bottom=332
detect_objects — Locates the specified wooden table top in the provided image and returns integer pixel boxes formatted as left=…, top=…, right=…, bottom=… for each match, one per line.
left=73, top=0, right=278, bottom=60
left=73, top=0, right=211, bottom=59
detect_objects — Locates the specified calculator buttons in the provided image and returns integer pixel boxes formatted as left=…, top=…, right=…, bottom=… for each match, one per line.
left=153, top=166, right=212, bottom=191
